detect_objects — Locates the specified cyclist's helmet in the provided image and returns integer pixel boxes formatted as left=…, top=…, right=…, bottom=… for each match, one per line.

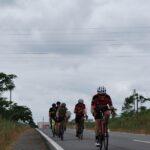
left=78, top=99, right=84, bottom=103
left=61, top=103, right=66, bottom=107
left=56, top=101, right=61, bottom=106
left=52, top=103, right=56, bottom=107
left=97, top=86, right=106, bottom=94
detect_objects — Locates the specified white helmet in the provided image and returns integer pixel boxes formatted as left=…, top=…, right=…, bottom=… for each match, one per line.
left=97, top=86, right=106, bottom=94
left=78, top=99, right=84, bottom=103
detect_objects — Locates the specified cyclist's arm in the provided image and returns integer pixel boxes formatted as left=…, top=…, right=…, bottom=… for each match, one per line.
left=74, top=107, right=76, bottom=114
left=49, top=109, right=52, bottom=118
left=107, top=96, right=116, bottom=116
left=91, top=97, right=95, bottom=116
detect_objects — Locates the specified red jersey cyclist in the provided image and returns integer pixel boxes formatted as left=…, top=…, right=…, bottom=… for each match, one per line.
left=91, top=86, right=114, bottom=146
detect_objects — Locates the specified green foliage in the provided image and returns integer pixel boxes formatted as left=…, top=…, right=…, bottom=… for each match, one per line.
left=122, top=91, right=150, bottom=115
left=109, top=109, right=150, bottom=134
left=0, top=72, right=36, bottom=127
left=110, top=91, right=150, bottom=134
left=0, top=72, right=17, bottom=94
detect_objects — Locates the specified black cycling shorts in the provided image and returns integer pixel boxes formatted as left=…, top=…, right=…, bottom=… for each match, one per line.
left=75, top=116, right=84, bottom=124
left=94, top=112, right=103, bottom=120
left=57, top=117, right=65, bottom=123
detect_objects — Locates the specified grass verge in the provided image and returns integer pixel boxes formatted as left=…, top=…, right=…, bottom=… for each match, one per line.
left=0, top=117, right=29, bottom=150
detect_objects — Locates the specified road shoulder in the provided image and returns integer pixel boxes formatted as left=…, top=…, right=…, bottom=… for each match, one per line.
left=11, top=128, right=49, bottom=150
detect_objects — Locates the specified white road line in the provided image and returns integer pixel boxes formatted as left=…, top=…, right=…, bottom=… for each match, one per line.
left=133, top=139, right=150, bottom=144
left=36, top=129, right=64, bottom=150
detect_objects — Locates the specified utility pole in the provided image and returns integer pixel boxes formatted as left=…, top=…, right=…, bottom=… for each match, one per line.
left=136, top=94, right=139, bottom=120
left=133, top=89, right=136, bottom=113
left=133, top=89, right=139, bottom=119
left=10, top=89, right=12, bottom=102
left=43, top=116, right=44, bottom=129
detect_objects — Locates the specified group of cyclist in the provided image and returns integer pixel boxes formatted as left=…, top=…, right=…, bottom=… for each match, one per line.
left=49, top=101, right=71, bottom=139
left=49, top=86, right=115, bottom=146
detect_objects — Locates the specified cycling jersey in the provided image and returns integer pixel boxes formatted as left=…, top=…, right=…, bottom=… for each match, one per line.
left=49, top=107, right=57, bottom=120
left=74, top=103, right=86, bottom=117
left=56, top=107, right=67, bottom=122
left=91, top=93, right=112, bottom=119
left=92, top=93, right=112, bottom=108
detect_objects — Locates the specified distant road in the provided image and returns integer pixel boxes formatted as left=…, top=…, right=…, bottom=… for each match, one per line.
left=42, top=128, right=150, bottom=150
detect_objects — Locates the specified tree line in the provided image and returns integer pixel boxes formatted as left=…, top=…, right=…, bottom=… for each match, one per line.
left=0, top=72, right=36, bottom=127
left=121, top=89, right=150, bottom=118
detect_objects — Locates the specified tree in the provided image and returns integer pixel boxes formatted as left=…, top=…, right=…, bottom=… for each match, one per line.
left=0, top=72, right=36, bottom=127
left=122, top=95, right=135, bottom=114
left=0, top=97, right=12, bottom=119
left=122, top=90, right=150, bottom=117
left=0, top=73, right=17, bottom=101
left=9, top=104, right=33, bottom=123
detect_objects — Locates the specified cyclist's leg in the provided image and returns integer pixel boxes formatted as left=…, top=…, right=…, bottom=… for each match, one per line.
left=80, top=117, right=84, bottom=139
left=59, top=119, right=65, bottom=140
left=55, top=118, right=60, bottom=136
left=95, top=119, right=101, bottom=146
left=95, top=119, right=101, bottom=137
left=64, top=117, right=67, bottom=131
left=104, top=110, right=111, bottom=133
left=75, top=117, right=79, bottom=136
left=50, top=118, right=52, bottom=129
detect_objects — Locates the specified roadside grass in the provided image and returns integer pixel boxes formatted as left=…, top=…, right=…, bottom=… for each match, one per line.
left=109, top=110, right=150, bottom=134
left=0, top=117, right=29, bottom=150
left=69, top=110, right=150, bottom=134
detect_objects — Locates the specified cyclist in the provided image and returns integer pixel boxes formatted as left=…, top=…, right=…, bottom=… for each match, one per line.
left=56, top=103, right=68, bottom=139
left=56, top=101, right=61, bottom=110
left=49, top=103, right=57, bottom=129
left=74, top=99, right=87, bottom=138
left=55, top=101, right=61, bottom=135
left=91, top=86, right=114, bottom=146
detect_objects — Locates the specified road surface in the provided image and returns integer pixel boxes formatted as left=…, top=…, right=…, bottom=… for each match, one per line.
left=12, top=129, right=49, bottom=150
left=42, top=128, right=150, bottom=150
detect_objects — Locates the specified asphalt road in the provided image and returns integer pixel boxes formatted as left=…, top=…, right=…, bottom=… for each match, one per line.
left=42, top=128, right=150, bottom=150
left=12, top=129, right=49, bottom=150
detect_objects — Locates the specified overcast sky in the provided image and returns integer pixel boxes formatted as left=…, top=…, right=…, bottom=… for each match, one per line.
left=0, top=0, right=150, bottom=123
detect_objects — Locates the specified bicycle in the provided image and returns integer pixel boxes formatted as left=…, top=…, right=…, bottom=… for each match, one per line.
left=51, top=119, right=56, bottom=137
left=76, top=117, right=84, bottom=140
left=97, top=105, right=114, bottom=150
left=58, top=119, right=65, bottom=141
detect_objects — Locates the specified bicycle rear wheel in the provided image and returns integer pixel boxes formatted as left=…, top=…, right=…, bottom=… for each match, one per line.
left=78, top=126, right=83, bottom=140
left=98, top=135, right=103, bottom=150
left=52, top=126, right=56, bottom=137
left=103, top=133, right=109, bottom=150
left=60, top=124, right=64, bottom=141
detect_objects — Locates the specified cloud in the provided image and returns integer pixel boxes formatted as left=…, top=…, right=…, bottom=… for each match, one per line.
left=0, top=0, right=150, bottom=55
left=0, top=0, right=150, bottom=122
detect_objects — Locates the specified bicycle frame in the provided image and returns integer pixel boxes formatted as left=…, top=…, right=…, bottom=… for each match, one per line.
left=58, top=120, right=65, bottom=141
left=98, top=113, right=109, bottom=150
left=51, top=119, right=56, bottom=137
left=77, top=118, right=84, bottom=140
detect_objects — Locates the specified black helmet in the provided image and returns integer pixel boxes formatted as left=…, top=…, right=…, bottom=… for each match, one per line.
left=52, top=103, right=56, bottom=107
left=56, top=101, right=61, bottom=105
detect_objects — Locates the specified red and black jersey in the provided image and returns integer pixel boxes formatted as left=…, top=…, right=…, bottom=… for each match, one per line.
left=74, top=103, right=85, bottom=117
left=91, top=93, right=112, bottom=110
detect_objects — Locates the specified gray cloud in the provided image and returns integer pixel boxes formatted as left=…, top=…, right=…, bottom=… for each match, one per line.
left=0, top=0, right=150, bottom=122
